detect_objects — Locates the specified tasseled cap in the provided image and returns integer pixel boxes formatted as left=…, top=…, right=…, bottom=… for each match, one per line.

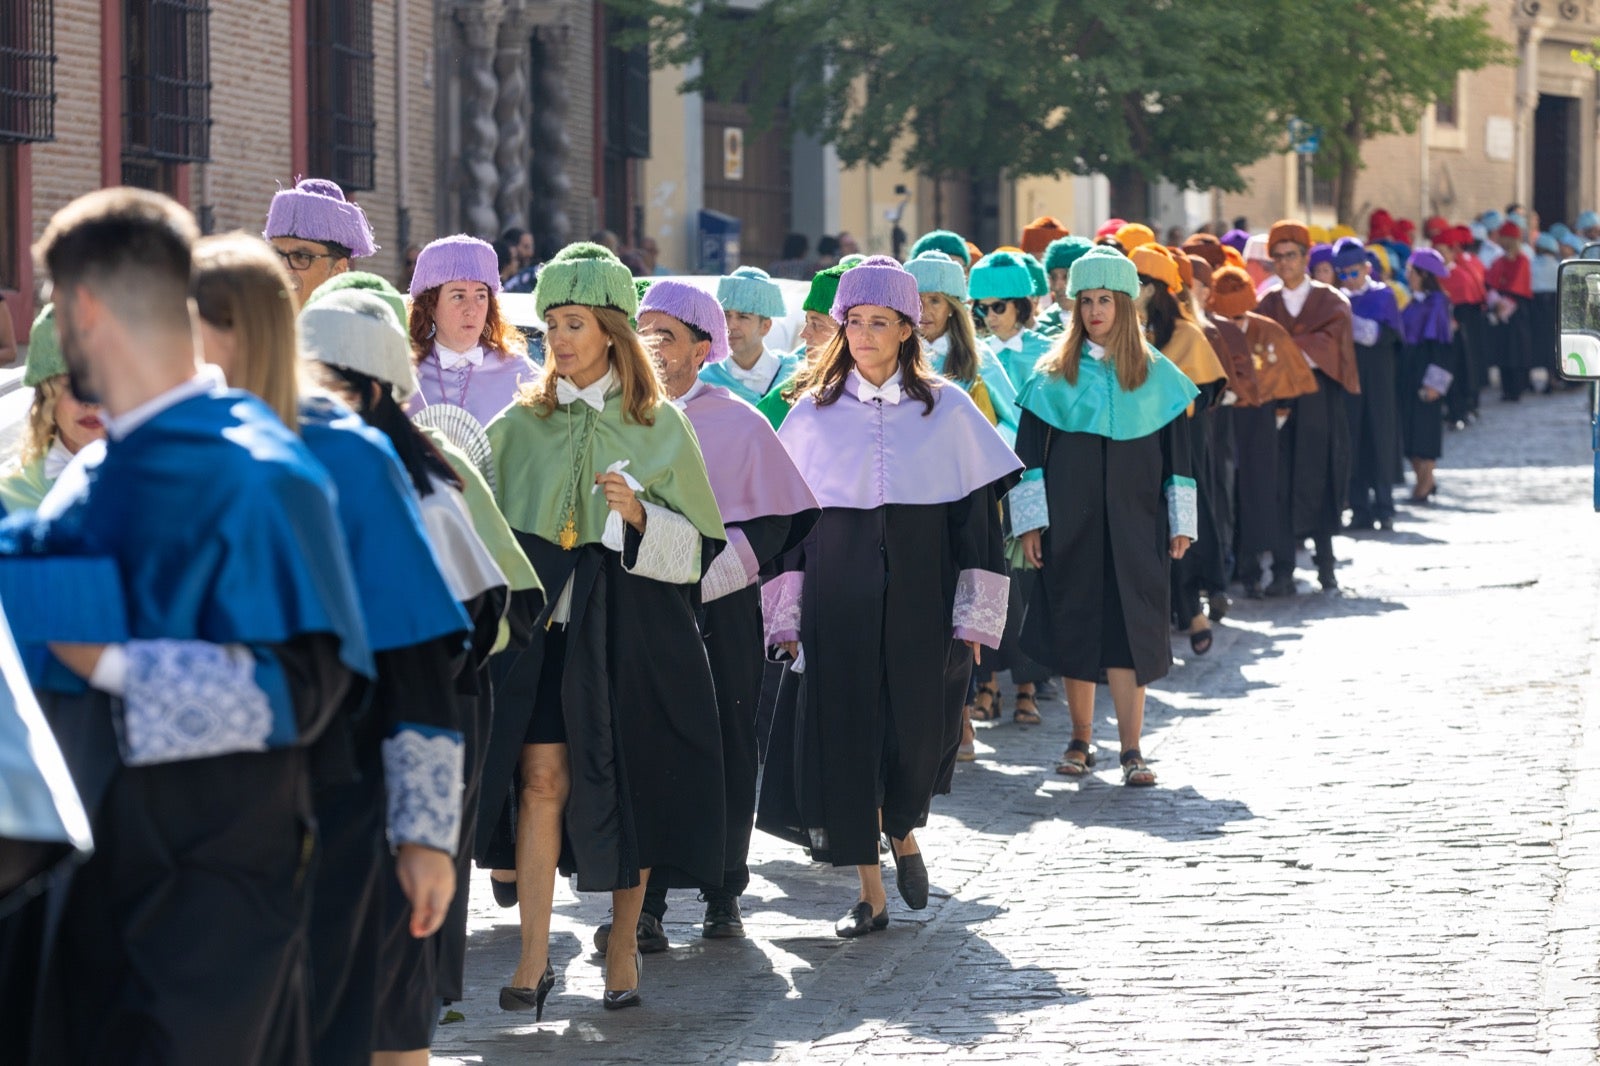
left=909, top=229, right=971, bottom=266
left=1095, top=218, right=1127, bottom=239
left=264, top=178, right=377, bottom=258
left=1130, top=245, right=1181, bottom=295
left=1330, top=237, right=1368, bottom=269
left=23, top=304, right=65, bottom=387
left=1020, top=252, right=1049, bottom=297
left=830, top=255, right=920, bottom=324
left=967, top=251, right=1036, bottom=301
left=1408, top=247, right=1449, bottom=279
left=1220, top=228, right=1251, bottom=253
left=533, top=241, right=638, bottom=318
left=1114, top=222, right=1158, bottom=251
left=1308, top=243, right=1335, bottom=272
left=306, top=270, right=407, bottom=331
left=716, top=266, right=787, bottom=319
left=411, top=235, right=502, bottom=298
left=1208, top=266, right=1258, bottom=317
left=1578, top=210, right=1600, bottom=231
left=1181, top=233, right=1225, bottom=269
left=905, top=251, right=968, bottom=300
left=1268, top=219, right=1311, bottom=250
left=638, top=280, right=731, bottom=365
left=1067, top=245, right=1139, bottom=300
left=299, top=289, right=419, bottom=402
left=803, top=264, right=849, bottom=314
left=1044, top=235, right=1094, bottom=274
left=1020, top=216, right=1070, bottom=259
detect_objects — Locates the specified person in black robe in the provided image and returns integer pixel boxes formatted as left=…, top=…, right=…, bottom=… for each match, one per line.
left=755, top=257, right=1019, bottom=939
left=1331, top=238, right=1402, bottom=531
left=1010, top=247, right=1197, bottom=788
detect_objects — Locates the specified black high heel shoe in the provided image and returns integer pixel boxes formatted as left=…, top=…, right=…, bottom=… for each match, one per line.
left=602, top=950, right=643, bottom=1010
left=499, top=960, right=556, bottom=1020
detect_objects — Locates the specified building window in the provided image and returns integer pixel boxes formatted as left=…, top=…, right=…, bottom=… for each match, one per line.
left=0, top=145, right=18, bottom=290
left=1435, top=82, right=1460, bottom=128
left=307, top=0, right=375, bottom=191
left=0, top=0, right=56, bottom=145
left=123, top=0, right=211, bottom=190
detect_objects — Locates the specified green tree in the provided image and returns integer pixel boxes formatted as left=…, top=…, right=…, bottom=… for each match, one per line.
left=1288, top=1, right=1509, bottom=222
left=617, top=0, right=1301, bottom=222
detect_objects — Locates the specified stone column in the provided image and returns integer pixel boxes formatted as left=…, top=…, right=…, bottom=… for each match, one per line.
left=454, top=0, right=506, bottom=238
left=494, top=0, right=532, bottom=236
left=526, top=8, right=573, bottom=254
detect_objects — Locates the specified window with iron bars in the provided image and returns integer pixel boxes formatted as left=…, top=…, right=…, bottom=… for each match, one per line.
left=307, top=0, right=376, bottom=192
left=0, top=0, right=56, bottom=144
left=123, top=0, right=211, bottom=187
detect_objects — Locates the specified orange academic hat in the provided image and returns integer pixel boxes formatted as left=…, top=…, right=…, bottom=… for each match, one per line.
left=1130, top=245, right=1181, bottom=295
left=1167, top=246, right=1194, bottom=289
left=1267, top=219, right=1311, bottom=250
left=1222, top=245, right=1245, bottom=268
left=964, top=241, right=983, bottom=266
left=1115, top=222, right=1158, bottom=251
left=1182, top=233, right=1226, bottom=269
left=1021, top=216, right=1070, bottom=259
left=1209, top=265, right=1258, bottom=316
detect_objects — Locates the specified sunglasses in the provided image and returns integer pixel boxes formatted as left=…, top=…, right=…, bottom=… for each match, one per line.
left=974, top=300, right=1011, bottom=315
left=1336, top=268, right=1363, bottom=280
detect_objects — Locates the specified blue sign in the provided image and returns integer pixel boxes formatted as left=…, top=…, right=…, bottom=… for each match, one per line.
left=1288, top=118, right=1321, bottom=155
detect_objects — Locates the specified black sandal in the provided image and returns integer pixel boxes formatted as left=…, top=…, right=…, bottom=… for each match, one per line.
left=1054, top=738, right=1095, bottom=777
left=1013, top=691, right=1042, bottom=725
left=972, top=683, right=1001, bottom=722
left=1120, top=749, right=1156, bottom=787
left=1188, top=626, right=1213, bottom=656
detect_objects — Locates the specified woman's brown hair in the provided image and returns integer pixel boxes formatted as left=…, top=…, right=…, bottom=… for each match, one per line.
left=517, top=304, right=662, bottom=425
left=19, top=375, right=65, bottom=465
left=409, top=284, right=526, bottom=363
left=806, top=311, right=939, bottom=415
left=192, top=233, right=302, bottom=427
left=1040, top=290, right=1151, bottom=392
left=932, top=294, right=983, bottom=386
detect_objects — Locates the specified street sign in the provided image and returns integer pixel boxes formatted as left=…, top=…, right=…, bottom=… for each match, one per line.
left=1288, top=118, right=1320, bottom=155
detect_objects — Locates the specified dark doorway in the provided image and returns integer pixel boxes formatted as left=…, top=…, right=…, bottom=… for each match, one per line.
left=1534, top=94, right=1579, bottom=229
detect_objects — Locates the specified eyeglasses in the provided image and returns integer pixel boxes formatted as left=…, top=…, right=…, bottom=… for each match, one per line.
left=272, top=247, right=339, bottom=272
left=1336, top=268, right=1364, bottom=280
left=974, top=301, right=1011, bottom=315
left=1269, top=249, right=1303, bottom=263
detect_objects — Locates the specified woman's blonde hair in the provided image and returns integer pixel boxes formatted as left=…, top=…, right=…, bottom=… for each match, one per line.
left=192, top=233, right=302, bottom=426
left=932, top=294, right=983, bottom=386
left=1040, top=290, right=1150, bottom=392
left=20, top=375, right=65, bottom=464
left=517, top=305, right=661, bottom=425
left=409, top=284, right=526, bottom=362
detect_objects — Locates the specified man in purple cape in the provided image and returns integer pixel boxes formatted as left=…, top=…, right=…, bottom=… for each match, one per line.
left=1332, top=236, right=1403, bottom=531
left=630, top=280, right=820, bottom=944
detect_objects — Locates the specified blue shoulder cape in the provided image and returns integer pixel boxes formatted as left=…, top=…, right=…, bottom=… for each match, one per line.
left=299, top=397, right=469, bottom=653
left=0, top=390, right=373, bottom=700
left=1017, top=345, right=1198, bottom=441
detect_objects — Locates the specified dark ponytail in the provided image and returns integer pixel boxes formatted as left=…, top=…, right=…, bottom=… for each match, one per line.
left=328, top=366, right=463, bottom=498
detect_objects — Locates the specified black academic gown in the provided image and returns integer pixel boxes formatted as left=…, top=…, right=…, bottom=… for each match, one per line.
left=1171, top=382, right=1226, bottom=625
left=1345, top=324, right=1401, bottom=522
left=757, top=484, right=1010, bottom=868
left=1017, top=410, right=1192, bottom=687
left=1399, top=334, right=1455, bottom=461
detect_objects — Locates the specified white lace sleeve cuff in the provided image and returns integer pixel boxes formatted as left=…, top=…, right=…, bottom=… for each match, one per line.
left=761, top=570, right=803, bottom=645
left=951, top=568, right=1010, bottom=650
left=623, top=500, right=704, bottom=584
left=1007, top=472, right=1049, bottom=535
left=1166, top=476, right=1199, bottom=542
left=382, top=724, right=465, bottom=854
left=118, top=640, right=273, bottom=766
left=700, top=528, right=759, bottom=603
left=1351, top=314, right=1380, bottom=348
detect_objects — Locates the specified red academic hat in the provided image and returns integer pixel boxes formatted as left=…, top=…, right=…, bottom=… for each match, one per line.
left=1393, top=219, right=1416, bottom=244
left=1367, top=209, right=1394, bottom=242
left=1497, top=220, right=1523, bottom=240
left=1440, top=225, right=1474, bottom=249
left=1423, top=215, right=1450, bottom=239
left=1096, top=218, right=1127, bottom=240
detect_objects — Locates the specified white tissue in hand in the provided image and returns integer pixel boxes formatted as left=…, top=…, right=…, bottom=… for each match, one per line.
left=593, top=460, right=643, bottom=551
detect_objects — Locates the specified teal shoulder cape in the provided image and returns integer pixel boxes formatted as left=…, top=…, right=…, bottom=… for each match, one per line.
left=1017, top=345, right=1198, bottom=441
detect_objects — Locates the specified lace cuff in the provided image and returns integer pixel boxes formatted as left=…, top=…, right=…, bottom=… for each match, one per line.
left=761, top=570, right=803, bottom=645
left=119, top=640, right=273, bottom=766
left=951, top=568, right=1010, bottom=650
left=382, top=724, right=464, bottom=854
left=1007, top=471, right=1049, bottom=535
left=701, top=528, right=759, bottom=603
left=622, top=501, right=704, bottom=584
left=1351, top=314, right=1380, bottom=348
left=1166, top=476, right=1198, bottom=542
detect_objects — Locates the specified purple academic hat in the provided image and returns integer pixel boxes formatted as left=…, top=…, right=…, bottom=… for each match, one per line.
left=409, top=235, right=502, bottom=298
left=1407, top=247, right=1449, bottom=279
left=638, top=279, right=731, bottom=364
left=264, top=178, right=378, bottom=257
left=1330, top=236, right=1368, bottom=269
left=1221, top=228, right=1250, bottom=253
left=830, top=255, right=921, bottom=324
left=1308, top=243, right=1335, bottom=272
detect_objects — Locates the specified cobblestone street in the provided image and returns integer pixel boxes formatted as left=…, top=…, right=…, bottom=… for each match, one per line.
left=436, top=388, right=1600, bottom=1065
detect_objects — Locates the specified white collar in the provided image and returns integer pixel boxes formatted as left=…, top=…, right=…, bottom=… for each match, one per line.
left=928, top=333, right=951, bottom=357
left=434, top=342, right=486, bottom=371
left=849, top=368, right=903, bottom=406
left=555, top=366, right=617, bottom=412
left=669, top=377, right=707, bottom=410
left=44, top=438, right=75, bottom=480
left=1085, top=341, right=1108, bottom=361
left=726, top=346, right=780, bottom=384
left=993, top=331, right=1025, bottom=352
left=104, top=364, right=225, bottom=441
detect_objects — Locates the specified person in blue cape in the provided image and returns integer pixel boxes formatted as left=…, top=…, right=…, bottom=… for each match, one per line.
left=699, top=266, right=801, bottom=403
left=0, top=188, right=371, bottom=1065
left=1332, top=237, right=1403, bottom=531
left=1010, top=246, right=1198, bottom=788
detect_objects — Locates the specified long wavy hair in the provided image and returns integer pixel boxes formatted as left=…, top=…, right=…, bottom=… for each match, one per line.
left=517, top=304, right=662, bottom=426
left=806, top=311, right=939, bottom=415
left=20, top=375, right=65, bottom=464
left=193, top=233, right=302, bottom=427
left=1041, top=290, right=1151, bottom=392
left=409, top=284, right=526, bottom=362
left=1138, top=275, right=1193, bottom=352
left=930, top=294, right=982, bottom=385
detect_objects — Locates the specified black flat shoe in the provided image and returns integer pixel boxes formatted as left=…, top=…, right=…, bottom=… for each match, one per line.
left=499, top=961, right=556, bottom=1020
left=1263, top=575, right=1297, bottom=598
left=834, top=901, right=889, bottom=938
left=602, top=951, right=643, bottom=1010
left=701, top=895, right=746, bottom=939
left=593, top=912, right=670, bottom=955
left=1188, top=627, right=1213, bottom=655
left=490, top=876, right=518, bottom=908
left=892, top=847, right=928, bottom=910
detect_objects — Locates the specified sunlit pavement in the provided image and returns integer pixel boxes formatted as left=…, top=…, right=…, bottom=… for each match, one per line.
left=436, top=387, right=1600, bottom=1064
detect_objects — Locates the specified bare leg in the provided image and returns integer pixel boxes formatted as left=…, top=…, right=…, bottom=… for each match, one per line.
left=1064, top=679, right=1096, bottom=744
left=1105, top=668, right=1145, bottom=752
left=606, top=870, right=650, bottom=991
left=372, top=1050, right=428, bottom=1066
left=855, top=862, right=889, bottom=914
left=510, top=743, right=568, bottom=989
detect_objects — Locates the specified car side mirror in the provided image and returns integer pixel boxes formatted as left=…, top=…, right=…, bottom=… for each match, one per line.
left=1558, top=259, right=1600, bottom=380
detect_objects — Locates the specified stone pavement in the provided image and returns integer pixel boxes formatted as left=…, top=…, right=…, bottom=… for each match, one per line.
left=435, top=388, right=1600, bottom=1065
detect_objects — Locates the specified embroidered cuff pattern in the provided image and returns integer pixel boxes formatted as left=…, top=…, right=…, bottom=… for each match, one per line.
left=761, top=570, right=803, bottom=645
left=951, top=568, right=1010, bottom=650
left=622, top=500, right=703, bottom=584
left=1166, top=476, right=1199, bottom=542
left=120, top=640, right=273, bottom=766
left=1007, top=472, right=1049, bottom=536
left=382, top=725, right=465, bottom=854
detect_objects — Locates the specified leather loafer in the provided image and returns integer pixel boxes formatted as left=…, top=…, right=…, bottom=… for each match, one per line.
left=833, top=901, right=889, bottom=939
left=593, top=912, right=670, bottom=955
left=893, top=849, right=929, bottom=911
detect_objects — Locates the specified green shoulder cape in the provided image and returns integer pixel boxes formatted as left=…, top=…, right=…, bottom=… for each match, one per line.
left=487, top=389, right=726, bottom=549
left=1017, top=344, right=1198, bottom=441
left=0, top=454, right=52, bottom=514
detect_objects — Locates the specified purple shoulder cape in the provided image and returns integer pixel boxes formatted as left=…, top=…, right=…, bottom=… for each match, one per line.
left=1401, top=291, right=1454, bottom=347
left=680, top=384, right=819, bottom=522
left=778, top=375, right=1023, bottom=509
left=1349, top=279, right=1402, bottom=336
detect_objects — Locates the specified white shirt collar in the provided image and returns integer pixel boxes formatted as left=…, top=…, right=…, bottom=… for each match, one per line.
left=725, top=346, right=781, bottom=389
left=928, top=333, right=951, bottom=357
left=669, top=377, right=707, bottom=410
left=849, top=368, right=903, bottom=406
left=1085, top=341, right=1108, bottom=361
left=104, top=364, right=225, bottom=441
left=435, top=342, right=486, bottom=371
left=993, top=331, right=1025, bottom=353
left=43, top=438, right=75, bottom=480
left=554, top=366, right=617, bottom=412
left=1281, top=277, right=1313, bottom=318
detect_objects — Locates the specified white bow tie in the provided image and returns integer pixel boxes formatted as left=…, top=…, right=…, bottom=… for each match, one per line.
left=437, top=345, right=485, bottom=371
left=856, top=378, right=902, bottom=406
left=556, top=376, right=609, bottom=412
